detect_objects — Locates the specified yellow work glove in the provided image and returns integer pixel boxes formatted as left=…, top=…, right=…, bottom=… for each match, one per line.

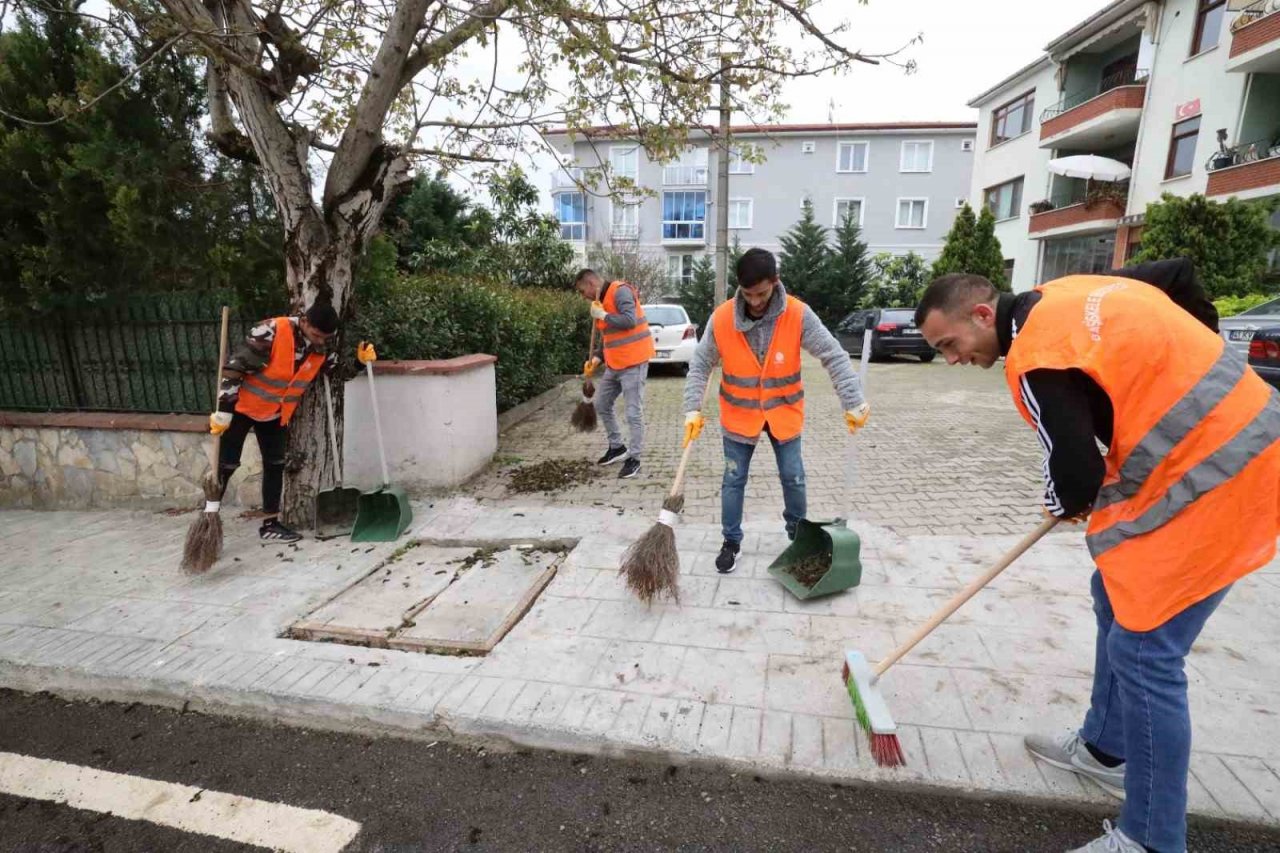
left=1043, top=506, right=1088, bottom=525
left=209, top=411, right=233, bottom=435
left=589, top=301, right=607, bottom=321
left=844, top=402, right=871, bottom=434
left=583, top=356, right=601, bottom=377
left=357, top=341, right=377, bottom=364
left=683, top=410, right=705, bottom=447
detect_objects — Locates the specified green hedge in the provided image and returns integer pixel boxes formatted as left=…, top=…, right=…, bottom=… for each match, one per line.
left=1213, top=293, right=1278, bottom=318
left=354, top=274, right=590, bottom=411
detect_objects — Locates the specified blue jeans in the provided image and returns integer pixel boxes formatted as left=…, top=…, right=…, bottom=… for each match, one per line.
left=721, top=432, right=806, bottom=544
left=1079, top=570, right=1230, bottom=853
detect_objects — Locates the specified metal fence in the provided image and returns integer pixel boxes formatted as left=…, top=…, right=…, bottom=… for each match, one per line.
left=0, top=293, right=254, bottom=414
left=1041, top=67, right=1149, bottom=123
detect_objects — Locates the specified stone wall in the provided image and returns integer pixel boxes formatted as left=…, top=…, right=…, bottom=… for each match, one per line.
left=0, top=413, right=261, bottom=511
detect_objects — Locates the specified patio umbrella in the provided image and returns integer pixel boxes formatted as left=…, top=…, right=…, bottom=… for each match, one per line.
left=1046, top=155, right=1132, bottom=182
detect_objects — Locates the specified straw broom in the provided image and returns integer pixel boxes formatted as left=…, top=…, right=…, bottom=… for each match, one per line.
left=571, top=323, right=598, bottom=432
left=618, top=375, right=715, bottom=604
left=181, top=306, right=231, bottom=574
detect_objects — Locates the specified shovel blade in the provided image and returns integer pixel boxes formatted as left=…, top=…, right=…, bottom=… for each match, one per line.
left=350, top=486, right=413, bottom=542
left=315, top=486, right=362, bottom=539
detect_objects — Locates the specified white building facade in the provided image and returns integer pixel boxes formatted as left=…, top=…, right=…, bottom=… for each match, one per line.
left=541, top=123, right=976, bottom=290
left=969, top=0, right=1280, bottom=293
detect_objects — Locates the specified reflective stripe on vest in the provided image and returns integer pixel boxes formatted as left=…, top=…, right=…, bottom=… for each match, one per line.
left=1004, top=274, right=1280, bottom=631
left=713, top=295, right=806, bottom=441
left=597, top=281, right=656, bottom=370
left=235, top=317, right=325, bottom=426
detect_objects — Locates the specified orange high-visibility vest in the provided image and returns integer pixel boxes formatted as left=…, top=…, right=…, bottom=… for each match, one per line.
left=235, top=317, right=326, bottom=426
left=1005, top=275, right=1280, bottom=631
left=713, top=295, right=806, bottom=441
left=596, top=281, right=655, bottom=370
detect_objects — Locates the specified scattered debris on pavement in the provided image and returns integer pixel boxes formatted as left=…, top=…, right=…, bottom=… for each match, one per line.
left=509, top=459, right=598, bottom=493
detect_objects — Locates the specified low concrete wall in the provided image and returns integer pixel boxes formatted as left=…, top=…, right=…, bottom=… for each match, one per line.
left=342, top=355, right=498, bottom=492
left=0, top=412, right=262, bottom=510
left=0, top=354, right=498, bottom=510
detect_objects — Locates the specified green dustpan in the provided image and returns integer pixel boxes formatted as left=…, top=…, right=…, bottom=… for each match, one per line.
left=767, top=517, right=862, bottom=600
left=349, top=357, right=413, bottom=542
left=316, top=375, right=362, bottom=538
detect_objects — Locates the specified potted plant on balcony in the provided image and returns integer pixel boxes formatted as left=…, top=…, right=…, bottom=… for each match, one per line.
left=1269, top=129, right=1280, bottom=160
left=1084, top=180, right=1128, bottom=210
left=1029, top=200, right=1055, bottom=215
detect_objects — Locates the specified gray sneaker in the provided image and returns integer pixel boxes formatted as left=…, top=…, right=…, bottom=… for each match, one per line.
left=1068, top=820, right=1145, bottom=852
left=1025, top=731, right=1125, bottom=799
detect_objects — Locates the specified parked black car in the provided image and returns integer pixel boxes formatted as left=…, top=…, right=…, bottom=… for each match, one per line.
left=835, top=307, right=936, bottom=362
left=1248, top=327, right=1280, bottom=390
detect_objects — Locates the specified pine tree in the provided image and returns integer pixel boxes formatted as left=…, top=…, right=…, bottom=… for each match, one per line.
left=930, top=203, right=978, bottom=281
left=972, top=206, right=1009, bottom=290
left=677, top=254, right=717, bottom=330
left=823, top=211, right=875, bottom=324
left=778, top=199, right=831, bottom=306
left=865, top=252, right=930, bottom=308
left=728, top=234, right=745, bottom=289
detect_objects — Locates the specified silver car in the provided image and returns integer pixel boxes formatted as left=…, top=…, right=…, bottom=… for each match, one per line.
left=1219, top=297, right=1280, bottom=356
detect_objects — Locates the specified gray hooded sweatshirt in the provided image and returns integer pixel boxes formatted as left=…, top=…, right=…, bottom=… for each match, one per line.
left=683, top=283, right=865, bottom=445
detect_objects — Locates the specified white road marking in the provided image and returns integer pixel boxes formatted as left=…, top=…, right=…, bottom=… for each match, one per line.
left=0, top=751, right=361, bottom=853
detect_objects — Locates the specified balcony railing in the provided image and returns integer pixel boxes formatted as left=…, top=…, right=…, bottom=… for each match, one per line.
left=1040, top=67, right=1149, bottom=123
left=1206, top=136, right=1280, bottom=172
left=662, top=165, right=708, bottom=185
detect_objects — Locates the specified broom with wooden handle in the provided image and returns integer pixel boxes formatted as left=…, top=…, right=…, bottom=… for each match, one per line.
left=571, top=323, right=599, bottom=432
left=843, top=514, right=1061, bottom=766
left=181, top=306, right=231, bottom=573
left=618, top=373, right=716, bottom=604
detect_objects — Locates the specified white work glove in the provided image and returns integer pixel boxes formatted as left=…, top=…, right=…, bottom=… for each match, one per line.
left=589, top=301, right=607, bottom=321
left=209, top=411, right=233, bottom=435
left=683, top=411, right=705, bottom=447
left=845, top=402, right=871, bottom=434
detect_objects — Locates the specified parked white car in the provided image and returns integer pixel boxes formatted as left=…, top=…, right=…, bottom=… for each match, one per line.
left=643, top=303, right=698, bottom=370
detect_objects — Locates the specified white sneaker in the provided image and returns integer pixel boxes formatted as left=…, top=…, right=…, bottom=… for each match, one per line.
left=1025, top=730, right=1125, bottom=799
left=1068, top=820, right=1145, bottom=852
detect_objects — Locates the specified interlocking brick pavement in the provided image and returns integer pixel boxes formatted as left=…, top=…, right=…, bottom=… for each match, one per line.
left=466, top=357, right=1047, bottom=536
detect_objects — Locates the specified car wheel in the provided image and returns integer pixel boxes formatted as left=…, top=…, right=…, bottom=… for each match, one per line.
left=679, top=363, right=690, bottom=376
left=919, top=352, right=936, bottom=363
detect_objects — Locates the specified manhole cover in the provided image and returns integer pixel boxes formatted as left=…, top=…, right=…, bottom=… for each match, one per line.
left=288, top=539, right=570, bottom=655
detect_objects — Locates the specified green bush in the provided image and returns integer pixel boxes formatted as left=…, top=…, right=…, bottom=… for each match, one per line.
left=353, top=274, right=590, bottom=411
left=1213, top=292, right=1278, bottom=318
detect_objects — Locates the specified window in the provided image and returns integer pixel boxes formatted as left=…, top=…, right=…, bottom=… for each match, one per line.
left=896, top=198, right=928, bottom=229
left=900, top=140, right=934, bottom=172
left=1003, top=258, right=1016, bottom=285
left=728, top=198, right=753, bottom=229
left=662, top=191, right=707, bottom=240
left=611, top=200, right=639, bottom=238
left=728, top=145, right=755, bottom=174
left=833, top=198, right=864, bottom=227
left=1040, top=234, right=1116, bottom=282
left=961, top=139, right=975, bottom=152
left=837, top=141, right=868, bottom=173
left=555, top=192, right=586, bottom=241
left=1191, top=0, right=1225, bottom=57
left=609, top=145, right=639, bottom=181
left=1165, top=116, right=1201, bottom=180
left=667, top=254, right=696, bottom=286
left=801, top=140, right=816, bottom=154
left=662, top=148, right=708, bottom=185
left=983, top=177, right=1024, bottom=221
left=990, top=90, right=1035, bottom=147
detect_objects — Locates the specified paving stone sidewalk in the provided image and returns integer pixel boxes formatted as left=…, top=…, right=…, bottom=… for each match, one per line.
left=2, top=502, right=1278, bottom=827
left=467, top=358, right=1047, bottom=537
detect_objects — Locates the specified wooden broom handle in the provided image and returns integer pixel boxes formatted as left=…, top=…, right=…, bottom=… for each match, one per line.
left=586, top=322, right=597, bottom=367
left=872, top=515, right=1060, bottom=679
left=669, top=371, right=717, bottom=498
left=208, top=306, right=231, bottom=471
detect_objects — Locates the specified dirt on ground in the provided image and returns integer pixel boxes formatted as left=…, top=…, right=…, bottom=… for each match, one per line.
left=508, top=459, right=599, bottom=493
left=788, top=550, right=832, bottom=587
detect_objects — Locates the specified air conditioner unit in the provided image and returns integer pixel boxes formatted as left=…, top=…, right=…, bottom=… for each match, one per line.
left=961, top=139, right=974, bottom=152
left=801, top=140, right=816, bottom=154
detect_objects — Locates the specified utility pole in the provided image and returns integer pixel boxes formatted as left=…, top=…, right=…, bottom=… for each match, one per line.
left=714, top=54, right=731, bottom=306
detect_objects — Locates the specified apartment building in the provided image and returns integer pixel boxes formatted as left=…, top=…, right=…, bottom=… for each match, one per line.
left=540, top=123, right=976, bottom=289
left=968, top=0, right=1280, bottom=293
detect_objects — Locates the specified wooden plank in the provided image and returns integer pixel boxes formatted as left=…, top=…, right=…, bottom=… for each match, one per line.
left=390, top=547, right=563, bottom=655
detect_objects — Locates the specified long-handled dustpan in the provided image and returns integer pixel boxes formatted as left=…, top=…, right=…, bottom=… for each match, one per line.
left=315, top=374, right=361, bottom=538
left=351, top=350, right=412, bottom=542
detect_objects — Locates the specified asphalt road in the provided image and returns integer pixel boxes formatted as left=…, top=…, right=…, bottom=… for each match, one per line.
left=1, top=688, right=1277, bottom=852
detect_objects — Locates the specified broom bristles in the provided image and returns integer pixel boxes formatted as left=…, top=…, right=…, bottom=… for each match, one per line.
left=570, top=399, right=597, bottom=432
left=842, top=660, right=906, bottom=768
left=618, top=491, right=686, bottom=605
left=180, top=472, right=224, bottom=574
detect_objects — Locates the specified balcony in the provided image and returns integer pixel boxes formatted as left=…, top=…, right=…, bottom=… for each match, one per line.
left=1227, top=2, right=1280, bottom=74
left=662, top=165, right=708, bottom=186
left=1028, top=183, right=1127, bottom=239
left=1207, top=137, right=1280, bottom=200
left=551, top=166, right=604, bottom=190
left=1039, top=68, right=1147, bottom=150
